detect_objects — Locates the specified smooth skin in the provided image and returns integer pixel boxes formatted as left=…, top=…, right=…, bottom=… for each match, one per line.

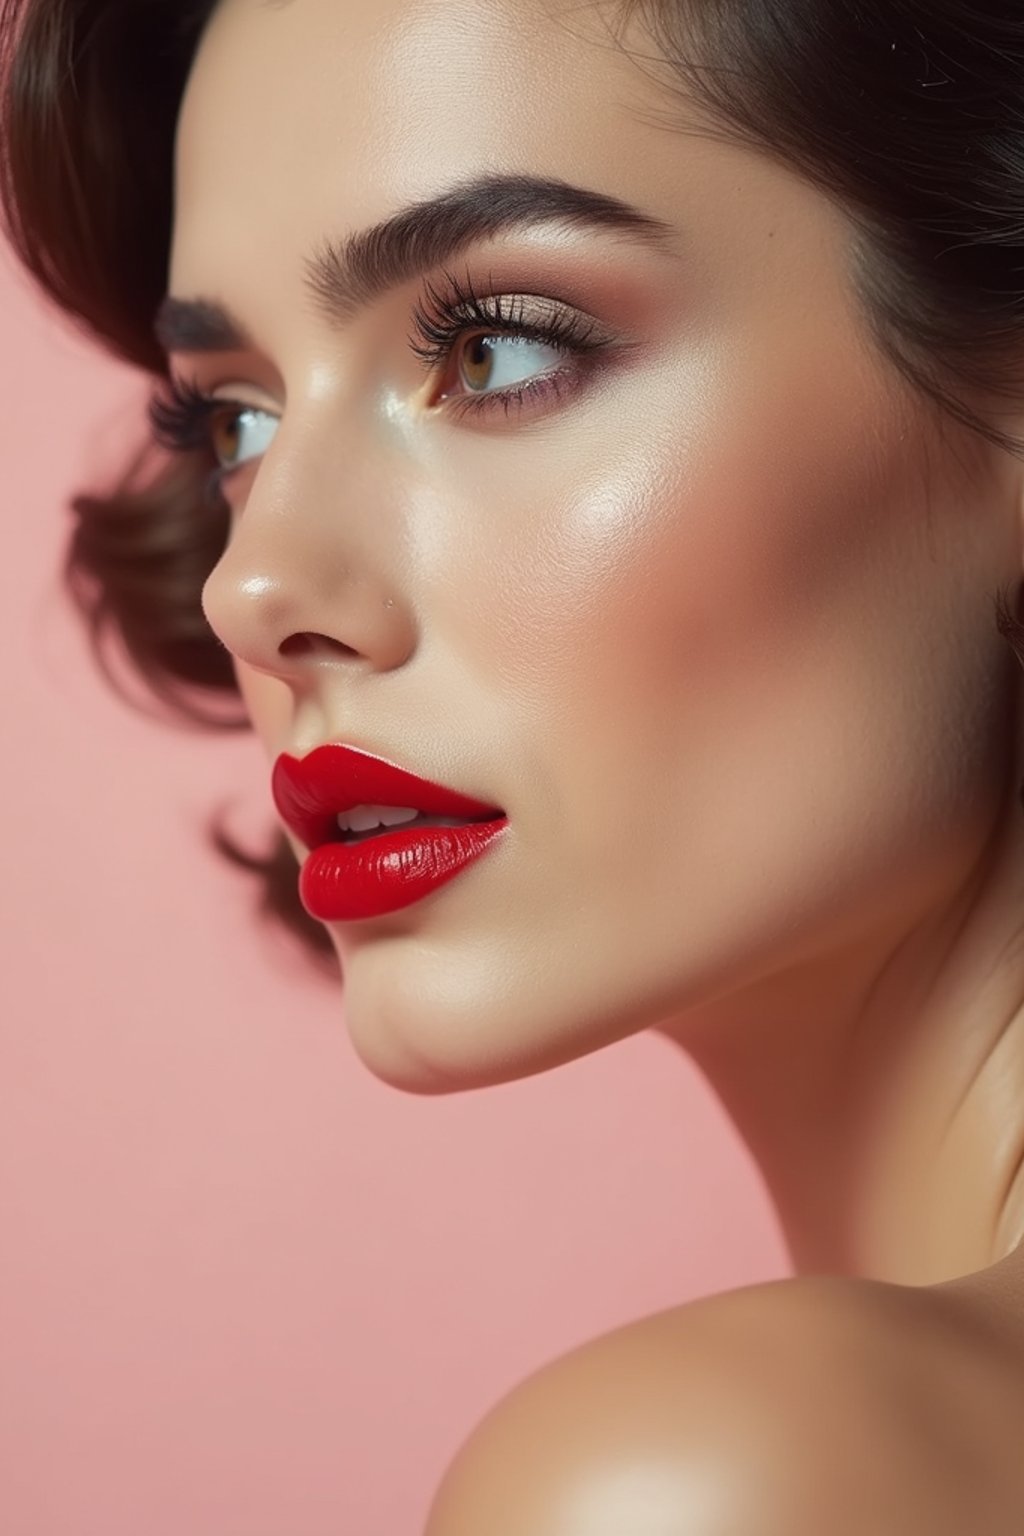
left=166, top=0, right=1024, bottom=1528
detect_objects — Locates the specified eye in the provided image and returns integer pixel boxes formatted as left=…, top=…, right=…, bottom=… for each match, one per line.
left=147, top=379, right=279, bottom=482
left=443, top=333, right=566, bottom=399
left=409, top=271, right=618, bottom=423
left=206, top=403, right=278, bottom=472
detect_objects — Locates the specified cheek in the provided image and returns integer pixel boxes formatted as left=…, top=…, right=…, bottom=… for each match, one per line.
left=452, top=373, right=912, bottom=751
left=437, top=357, right=994, bottom=940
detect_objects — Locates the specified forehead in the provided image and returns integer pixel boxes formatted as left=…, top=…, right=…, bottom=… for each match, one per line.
left=171, top=0, right=686, bottom=279
left=170, top=0, right=857, bottom=362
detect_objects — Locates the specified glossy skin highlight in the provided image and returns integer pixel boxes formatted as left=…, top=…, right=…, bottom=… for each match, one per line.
left=169, top=0, right=1024, bottom=1295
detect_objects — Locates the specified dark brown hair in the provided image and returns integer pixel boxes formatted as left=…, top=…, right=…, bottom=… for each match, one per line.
left=2, top=0, right=1024, bottom=973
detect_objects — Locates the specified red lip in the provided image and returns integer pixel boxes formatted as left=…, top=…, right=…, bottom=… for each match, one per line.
left=272, top=741, right=503, bottom=847
left=271, top=742, right=508, bottom=922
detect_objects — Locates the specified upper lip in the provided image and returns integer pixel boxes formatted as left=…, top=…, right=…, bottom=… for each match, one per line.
left=271, top=741, right=505, bottom=849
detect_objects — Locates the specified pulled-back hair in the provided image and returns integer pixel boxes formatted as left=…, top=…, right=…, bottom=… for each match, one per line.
left=3, top=0, right=1024, bottom=970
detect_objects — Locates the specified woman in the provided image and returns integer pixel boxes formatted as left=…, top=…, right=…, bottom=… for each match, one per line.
left=4, top=0, right=1024, bottom=1528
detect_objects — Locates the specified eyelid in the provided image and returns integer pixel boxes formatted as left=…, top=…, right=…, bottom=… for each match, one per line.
left=410, top=272, right=610, bottom=361
left=407, top=268, right=621, bottom=425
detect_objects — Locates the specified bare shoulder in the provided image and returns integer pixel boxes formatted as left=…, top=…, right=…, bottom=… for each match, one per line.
left=424, top=1274, right=1024, bottom=1536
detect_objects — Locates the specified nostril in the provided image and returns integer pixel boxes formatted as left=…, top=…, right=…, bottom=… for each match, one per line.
left=279, top=634, right=311, bottom=657
left=279, top=633, right=360, bottom=659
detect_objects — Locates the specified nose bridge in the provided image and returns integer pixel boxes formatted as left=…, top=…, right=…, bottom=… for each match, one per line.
left=200, top=397, right=418, bottom=679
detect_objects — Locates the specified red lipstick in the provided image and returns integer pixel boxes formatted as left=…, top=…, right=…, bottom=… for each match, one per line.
left=271, top=742, right=508, bottom=921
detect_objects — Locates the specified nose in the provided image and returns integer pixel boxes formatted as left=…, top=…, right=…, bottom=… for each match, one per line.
left=200, top=417, right=418, bottom=686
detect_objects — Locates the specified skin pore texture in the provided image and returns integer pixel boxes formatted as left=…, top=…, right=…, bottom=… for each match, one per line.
left=169, top=0, right=1024, bottom=1527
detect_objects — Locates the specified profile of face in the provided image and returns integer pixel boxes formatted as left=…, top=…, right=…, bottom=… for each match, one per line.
left=168, top=0, right=1023, bottom=1095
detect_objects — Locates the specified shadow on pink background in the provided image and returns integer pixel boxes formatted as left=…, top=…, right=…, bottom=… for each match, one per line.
left=0, top=240, right=789, bottom=1536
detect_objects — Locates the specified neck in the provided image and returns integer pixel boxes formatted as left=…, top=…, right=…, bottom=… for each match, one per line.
left=658, top=746, right=1024, bottom=1288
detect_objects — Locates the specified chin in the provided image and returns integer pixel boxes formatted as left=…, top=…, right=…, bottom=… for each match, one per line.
left=334, top=935, right=644, bottom=1097
left=340, top=995, right=559, bottom=1097
left=347, top=1031, right=488, bottom=1097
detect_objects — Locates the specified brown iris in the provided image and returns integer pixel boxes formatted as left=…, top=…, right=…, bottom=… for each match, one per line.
left=210, top=409, right=243, bottom=467
left=459, top=335, right=496, bottom=393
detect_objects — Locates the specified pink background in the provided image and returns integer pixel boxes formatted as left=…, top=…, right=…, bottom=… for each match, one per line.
left=0, top=240, right=788, bottom=1536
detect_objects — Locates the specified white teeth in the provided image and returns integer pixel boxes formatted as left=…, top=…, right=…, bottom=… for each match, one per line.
left=334, top=806, right=478, bottom=838
left=337, top=804, right=420, bottom=833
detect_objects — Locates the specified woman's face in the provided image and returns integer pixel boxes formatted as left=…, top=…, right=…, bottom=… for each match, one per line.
left=169, top=0, right=1023, bottom=1091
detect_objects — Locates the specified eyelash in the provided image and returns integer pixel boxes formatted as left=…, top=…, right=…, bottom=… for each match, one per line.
left=146, top=270, right=614, bottom=491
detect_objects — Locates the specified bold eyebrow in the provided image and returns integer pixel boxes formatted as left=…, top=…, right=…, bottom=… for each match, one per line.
left=153, top=172, right=678, bottom=356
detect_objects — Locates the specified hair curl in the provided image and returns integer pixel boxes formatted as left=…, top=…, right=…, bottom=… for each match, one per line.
left=2, top=0, right=1024, bottom=970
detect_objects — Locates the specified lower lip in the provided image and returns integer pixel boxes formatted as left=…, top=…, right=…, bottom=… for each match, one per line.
left=298, top=819, right=509, bottom=922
